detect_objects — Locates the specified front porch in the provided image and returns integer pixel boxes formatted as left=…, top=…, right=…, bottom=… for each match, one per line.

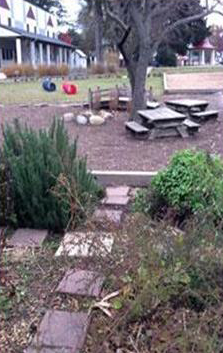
left=0, top=26, right=74, bottom=69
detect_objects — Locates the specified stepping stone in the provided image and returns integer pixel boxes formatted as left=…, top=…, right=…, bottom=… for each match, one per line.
left=102, top=186, right=130, bottom=206
left=7, top=229, right=48, bottom=248
left=19, top=104, right=29, bottom=108
left=106, top=186, right=130, bottom=197
left=30, top=310, right=88, bottom=352
left=102, top=195, right=130, bottom=206
left=26, top=347, right=72, bottom=352
left=34, top=103, right=49, bottom=108
left=55, top=232, right=114, bottom=257
left=93, top=209, right=123, bottom=226
left=56, top=270, right=104, bottom=297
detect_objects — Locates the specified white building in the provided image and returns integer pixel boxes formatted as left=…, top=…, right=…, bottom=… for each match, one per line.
left=73, top=49, right=87, bottom=69
left=0, top=0, right=74, bottom=68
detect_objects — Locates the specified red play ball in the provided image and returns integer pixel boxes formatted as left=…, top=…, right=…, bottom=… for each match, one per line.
left=62, top=83, right=78, bottom=95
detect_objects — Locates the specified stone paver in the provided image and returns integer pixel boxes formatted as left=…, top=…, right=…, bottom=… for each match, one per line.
left=106, top=186, right=130, bottom=197
left=55, top=232, right=114, bottom=257
left=93, top=209, right=123, bottom=225
left=56, top=270, right=104, bottom=297
left=102, top=195, right=130, bottom=206
left=26, top=347, right=72, bottom=352
left=102, top=186, right=130, bottom=205
left=31, top=310, right=88, bottom=352
left=7, top=229, right=48, bottom=247
left=34, top=103, right=49, bottom=108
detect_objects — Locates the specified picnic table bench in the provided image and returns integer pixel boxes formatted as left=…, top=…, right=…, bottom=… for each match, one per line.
left=125, top=121, right=149, bottom=139
left=138, top=107, right=188, bottom=139
left=191, top=110, right=218, bottom=122
left=165, top=99, right=209, bottom=115
left=183, top=119, right=200, bottom=135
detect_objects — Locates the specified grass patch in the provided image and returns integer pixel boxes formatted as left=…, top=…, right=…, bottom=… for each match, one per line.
left=1, top=66, right=222, bottom=105
left=0, top=74, right=163, bottom=105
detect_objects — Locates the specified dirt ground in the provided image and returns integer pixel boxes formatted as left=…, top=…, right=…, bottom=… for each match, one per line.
left=1, top=92, right=223, bottom=171
left=166, top=72, right=223, bottom=91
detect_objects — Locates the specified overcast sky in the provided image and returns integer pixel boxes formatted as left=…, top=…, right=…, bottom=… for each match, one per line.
left=60, top=0, right=223, bottom=26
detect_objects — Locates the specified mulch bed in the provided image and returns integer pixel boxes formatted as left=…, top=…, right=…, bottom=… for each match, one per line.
left=0, top=93, right=223, bottom=171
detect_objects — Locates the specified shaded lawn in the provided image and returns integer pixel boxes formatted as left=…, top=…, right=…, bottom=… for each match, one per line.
left=0, top=74, right=163, bottom=105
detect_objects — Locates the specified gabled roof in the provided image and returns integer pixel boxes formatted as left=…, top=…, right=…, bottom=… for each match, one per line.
left=75, top=49, right=87, bottom=58
left=47, top=16, right=54, bottom=27
left=189, top=38, right=215, bottom=50
left=0, top=0, right=10, bottom=10
left=27, top=6, right=36, bottom=20
left=0, top=24, right=74, bottom=49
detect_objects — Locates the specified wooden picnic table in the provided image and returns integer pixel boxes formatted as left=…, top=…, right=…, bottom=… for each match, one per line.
left=138, top=107, right=188, bottom=139
left=165, top=99, right=209, bottom=115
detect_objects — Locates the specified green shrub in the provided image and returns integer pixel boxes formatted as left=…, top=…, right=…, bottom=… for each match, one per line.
left=0, top=157, right=16, bottom=226
left=134, top=150, right=223, bottom=222
left=2, top=119, right=102, bottom=231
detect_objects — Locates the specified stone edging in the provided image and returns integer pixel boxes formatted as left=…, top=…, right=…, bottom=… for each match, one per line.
left=163, top=72, right=168, bottom=92
left=92, top=170, right=158, bottom=187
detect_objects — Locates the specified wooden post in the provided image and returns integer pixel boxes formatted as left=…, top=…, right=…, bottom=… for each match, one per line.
left=88, top=88, right=92, bottom=109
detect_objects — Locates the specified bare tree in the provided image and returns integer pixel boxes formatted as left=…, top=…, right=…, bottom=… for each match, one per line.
left=79, top=0, right=104, bottom=63
left=94, top=0, right=104, bottom=63
left=103, top=0, right=222, bottom=120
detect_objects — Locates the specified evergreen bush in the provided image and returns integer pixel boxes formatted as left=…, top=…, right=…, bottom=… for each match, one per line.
left=0, top=156, right=16, bottom=226
left=1, top=119, right=102, bottom=231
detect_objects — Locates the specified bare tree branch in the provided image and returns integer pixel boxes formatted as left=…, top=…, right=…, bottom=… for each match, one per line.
left=104, top=0, right=129, bottom=32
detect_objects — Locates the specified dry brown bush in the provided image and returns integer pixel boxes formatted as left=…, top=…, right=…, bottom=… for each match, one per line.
left=37, top=64, right=69, bottom=77
left=90, top=63, right=106, bottom=75
left=2, top=64, right=35, bottom=77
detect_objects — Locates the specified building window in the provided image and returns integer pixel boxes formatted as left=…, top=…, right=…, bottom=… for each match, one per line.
left=34, top=26, right=37, bottom=34
left=8, top=17, right=11, bottom=27
left=2, top=48, right=13, bottom=60
left=27, top=24, right=30, bottom=32
left=47, top=30, right=49, bottom=37
left=53, top=33, right=55, bottom=38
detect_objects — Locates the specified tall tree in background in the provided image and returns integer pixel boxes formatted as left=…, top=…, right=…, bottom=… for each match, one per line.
left=211, top=25, right=223, bottom=61
left=94, top=0, right=104, bottom=63
left=78, top=0, right=104, bottom=63
left=102, top=0, right=220, bottom=120
left=156, top=1, right=211, bottom=66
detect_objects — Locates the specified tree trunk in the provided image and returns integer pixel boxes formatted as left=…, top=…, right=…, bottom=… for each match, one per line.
left=94, top=0, right=104, bottom=64
left=128, top=45, right=150, bottom=121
